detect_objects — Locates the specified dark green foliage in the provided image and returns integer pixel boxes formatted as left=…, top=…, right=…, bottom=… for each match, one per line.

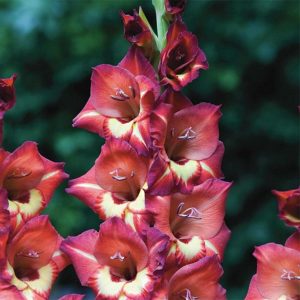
left=1, top=0, right=299, bottom=298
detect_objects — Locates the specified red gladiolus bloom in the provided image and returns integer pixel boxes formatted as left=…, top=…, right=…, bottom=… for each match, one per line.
left=159, top=18, right=208, bottom=91
left=148, top=179, right=231, bottom=266
left=153, top=256, right=226, bottom=300
left=67, top=138, right=151, bottom=233
left=121, top=10, right=153, bottom=48
left=165, top=0, right=186, bottom=15
left=0, top=141, right=68, bottom=232
left=245, top=242, right=300, bottom=300
left=73, top=46, right=159, bottom=155
left=148, top=97, right=223, bottom=195
left=0, top=74, right=17, bottom=143
left=61, top=217, right=169, bottom=299
left=0, top=215, right=69, bottom=299
left=273, top=187, right=300, bottom=228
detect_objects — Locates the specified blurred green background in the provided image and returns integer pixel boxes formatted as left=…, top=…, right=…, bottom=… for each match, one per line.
left=1, top=0, right=299, bottom=298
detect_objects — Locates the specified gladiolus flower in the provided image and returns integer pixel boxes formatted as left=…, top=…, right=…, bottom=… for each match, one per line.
left=245, top=241, right=300, bottom=300
left=0, top=74, right=17, bottom=144
left=272, top=187, right=300, bottom=228
left=165, top=0, right=186, bottom=15
left=67, top=138, right=151, bottom=232
left=148, top=97, right=223, bottom=195
left=61, top=217, right=169, bottom=299
left=148, top=179, right=231, bottom=266
left=159, top=18, right=208, bottom=91
left=0, top=215, right=69, bottom=299
left=153, top=255, right=226, bottom=300
left=73, top=46, right=159, bottom=155
left=0, top=141, right=68, bottom=231
left=121, top=10, right=154, bottom=51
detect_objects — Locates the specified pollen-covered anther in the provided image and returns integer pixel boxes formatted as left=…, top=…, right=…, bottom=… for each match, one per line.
left=110, top=88, right=130, bottom=101
left=130, top=170, right=135, bottom=177
left=176, top=202, right=202, bottom=219
left=175, top=49, right=186, bottom=61
left=110, top=168, right=127, bottom=181
left=178, top=288, right=198, bottom=300
left=7, top=167, right=32, bottom=179
left=110, top=251, right=125, bottom=261
left=177, top=127, right=196, bottom=140
left=17, top=249, right=40, bottom=259
left=281, top=269, right=300, bottom=280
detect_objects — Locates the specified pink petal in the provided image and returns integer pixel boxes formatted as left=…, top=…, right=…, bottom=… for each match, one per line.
left=61, top=229, right=99, bottom=286
left=168, top=255, right=226, bottom=300
left=245, top=275, right=264, bottom=300
left=0, top=279, right=24, bottom=300
left=58, top=294, right=85, bottom=300
left=90, top=65, right=140, bottom=118
left=285, top=231, right=300, bottom=252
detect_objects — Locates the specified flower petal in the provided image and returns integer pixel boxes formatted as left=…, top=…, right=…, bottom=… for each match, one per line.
left=0, top=278, right=24, bottom=300
left=168, top=255, right=226, bottom=300
left=245, top=275, right=264, bottom=300
left=285, top=231, right=300, bottom=252
left=58, top=294, right=85, bottom=300
left=61, top=229, right=99, bottom=286
left=166, top=103, right=221, bottom=161
left=95, top=139, right=148, bottom=196
left=254, top=243, right=300, bottom=299
left=90, top=65, right=140, bottom=118
left=94, top=218, right=148, bottom=277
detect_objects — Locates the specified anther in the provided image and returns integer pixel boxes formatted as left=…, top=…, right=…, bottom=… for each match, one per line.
left=7, top=168, right=32, bottom=179
left=177, top=127, right=196, bottom=140
left=110, top=88, right=130, bottom=101
left=17, top=250, right=40, bottom=258
left=281, top=269, right=300, bottom=280
left=170, top=128, right=175, bottom=137
left=177, top=202, right=202, bottom=219
left=110, top=168, right=127, bottom=181
left=110, top=251, right=125, bottom=261
left=175, top=50, right=185, bottom=61
left=178, top=289, right=198, bottom=300
left=130, top=171, right=135, bottom=177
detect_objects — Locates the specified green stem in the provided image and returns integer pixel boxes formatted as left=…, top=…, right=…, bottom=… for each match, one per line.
left=152, top=0, right=169, bottom=52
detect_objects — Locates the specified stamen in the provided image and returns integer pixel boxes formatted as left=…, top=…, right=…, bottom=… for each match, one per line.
left=129, top=86, right=136, bottom=98
left=110, top=168, right=127, bottom=181
left=130, top=171, right=135, bottom=177
left=175, top=49, right=185, bottom=61
left=177, top=202, right=202, bottom=219
left=177, top=127, right=196, bottom=140
left=17, top=250, right=40, bottom=258
left=110, top=88, right=130, bottom=101
left=281, top=269, right=300, bottom=280
left=170, top=128, right=175, bottom=137
left=178, top=288, right=198, bottom=300
left=110, top=251, right=125, bottom=261
left=7, top=168, right=32, bottom=179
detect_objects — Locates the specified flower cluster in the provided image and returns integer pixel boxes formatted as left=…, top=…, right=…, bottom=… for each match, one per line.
left=61, top=1, right=231, bottom=299
left=0, top=77, right=71, bottom=299
left=245, top=188, right=300, bottom=299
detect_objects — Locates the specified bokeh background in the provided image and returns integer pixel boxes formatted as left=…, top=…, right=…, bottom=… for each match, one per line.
left=1, top=0, right=299, bottom=298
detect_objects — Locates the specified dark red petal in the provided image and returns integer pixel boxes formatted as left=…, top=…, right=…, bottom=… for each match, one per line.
left=90, top=65, right=140, bottom=118
left=0, top=74, right=17, bottom=115
left=8, top=215, right=59, bottom=276
left=94, top=218, right=148, bottom=278
left=118, top=46, right=157, bottom=84
left=166, top=103, right=221, bottom=161
left=168, top=255, right=226, bottom=300
left=0, top=141, right=45, bottom=196
left=285, top=231, right=300, bottom=252
left=95, top=139, right=148, bottom=196
left=72, top=99, right=106, bottom=136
